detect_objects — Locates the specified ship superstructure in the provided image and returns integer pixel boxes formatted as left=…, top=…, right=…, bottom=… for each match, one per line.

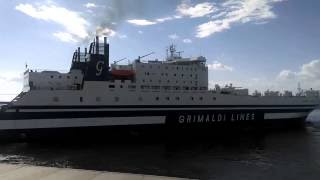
left=0, top=37, right=319, bottom=131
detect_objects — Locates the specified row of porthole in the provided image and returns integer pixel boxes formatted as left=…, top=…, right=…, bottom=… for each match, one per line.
left=53, top=96, right=217, bottom=103
left=141, top=65, right=200, bottom=71
left=50, top=75, right=78, bottom=79
left=142, top=79, right=198, bottom=84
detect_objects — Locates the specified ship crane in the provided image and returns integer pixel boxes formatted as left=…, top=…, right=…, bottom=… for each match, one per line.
left=136, top=52, right=155, bottom=62
left=113, top=58, right=127, bottom=65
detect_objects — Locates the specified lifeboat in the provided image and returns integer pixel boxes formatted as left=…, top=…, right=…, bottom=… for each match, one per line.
left=111, top=69, right=135, bottom=78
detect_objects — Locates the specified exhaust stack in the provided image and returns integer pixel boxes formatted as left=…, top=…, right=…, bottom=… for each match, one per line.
left=104, top=37, right=109, bottom=69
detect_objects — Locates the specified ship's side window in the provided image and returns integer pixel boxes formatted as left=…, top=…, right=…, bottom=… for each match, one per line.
left=115, top=97, right=119, bottom=102
left=120, top=85, right=123, bottom=88
left=53, top=97, right=59, bottom=102
left=174, top=74, right=176, bottom=76
left=67, top=76, right=70, bottom=79
left=58, top=76, right=62, bottom=79
left=138, top=97, right=143, bottom=101
left=200, top=97, right=203, bottom=100
left=166, top=97, right=170, bottom=100
left=156, top=97, right=159, bottom=101
left=96, top=97, right=101, bottom=102
left=75, top=76, right=78, bottom=79
left=191, top=97, right=194, bottom=100
left=50, top=75, right=54, bottom=78
left=213, top=97, right=216, bottom=100
left=109, top=85, right=115, bottom=88
left=80, top=97, right=83, bottom=102
left=175, top=97, right=180, bottom=101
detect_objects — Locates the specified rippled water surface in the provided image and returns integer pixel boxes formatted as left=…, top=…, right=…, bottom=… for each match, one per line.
left=0, top=110, right=320, bottom=180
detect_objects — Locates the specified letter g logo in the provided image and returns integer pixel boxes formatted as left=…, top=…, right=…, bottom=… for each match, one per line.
left=96, top=61, right=104, bottom=76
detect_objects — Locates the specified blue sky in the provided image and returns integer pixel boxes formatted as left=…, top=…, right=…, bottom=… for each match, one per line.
left=1, top=0, right=320, bottom=100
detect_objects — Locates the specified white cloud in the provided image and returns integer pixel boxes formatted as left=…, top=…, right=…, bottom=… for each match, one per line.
left=183, top=38, right=192, bottom=43
left=207, top=61, right=234, bottom=71
left=138, top=30, right=143, bottom=34
left=127, top=19, right=157, bottom=26
left=53, top=32, right=78, bottom=43
left=277, top=60, right=320, bottom=81
left=15, top=3, right=89, bottom=42
left=156, top=17, right=174, bottom=22
left=275, top=59, right=320, bottom=91
left=177, top=1, right=216, bottom=18
left=196, top=0, right=283, bottom=38
left=84, top=3, right=97, bottom=8
left=277, top=70, right=296, bottom=81
left=0, top=71, right=23, bottom=101
left=169, top=34, right=179, bottom=39
left=126, top=2, right=216, bottom=27
left=118, top=34, right=128, bottom=39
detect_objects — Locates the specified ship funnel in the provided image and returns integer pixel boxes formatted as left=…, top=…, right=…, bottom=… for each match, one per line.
left=104, top=37, right=109, bottom=69
left=96, top=36, right=99, bottom=54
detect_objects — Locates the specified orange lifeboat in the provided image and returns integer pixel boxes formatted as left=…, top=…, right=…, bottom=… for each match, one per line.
left=111, top=69, right=135, bottom=78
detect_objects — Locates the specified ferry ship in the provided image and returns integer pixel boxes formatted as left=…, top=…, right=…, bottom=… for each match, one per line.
left=0, top=37, right=319, bottom=132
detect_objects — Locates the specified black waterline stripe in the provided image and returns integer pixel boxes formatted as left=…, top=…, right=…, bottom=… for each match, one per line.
left=7, top=104, right=319, bottom=110
left=0, top=109, right=313, bottom=120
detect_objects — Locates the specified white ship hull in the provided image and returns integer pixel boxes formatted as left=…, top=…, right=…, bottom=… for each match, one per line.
left=0, top=104, right=315, bottom=131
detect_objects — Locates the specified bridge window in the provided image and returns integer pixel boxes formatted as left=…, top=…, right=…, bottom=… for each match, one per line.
left=109, top=85, right=115, bottom=88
